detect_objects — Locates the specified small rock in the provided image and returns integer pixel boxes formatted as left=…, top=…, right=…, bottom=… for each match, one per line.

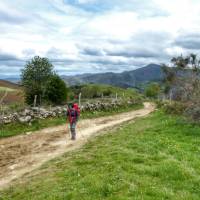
left=18, top=116, right=32, bottom=123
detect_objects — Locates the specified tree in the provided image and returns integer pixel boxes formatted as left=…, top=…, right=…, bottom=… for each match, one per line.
left=45, top=75, right=68, bottom=104
left=162, top=54, right=200, bottom=121
left=145, top=83, right=160, bottom=98
left=162, top=54, right=200, bottom=101
left=21, top=56, right=54, bottom=105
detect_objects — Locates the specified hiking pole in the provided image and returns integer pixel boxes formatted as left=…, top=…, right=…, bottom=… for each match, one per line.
left=66, top=104, right=71, bottom=140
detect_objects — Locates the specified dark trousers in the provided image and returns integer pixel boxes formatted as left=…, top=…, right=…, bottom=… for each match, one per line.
left=70, top=122, right=76, bottom=140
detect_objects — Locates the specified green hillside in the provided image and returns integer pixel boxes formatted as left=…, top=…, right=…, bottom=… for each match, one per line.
left=70, top=84, right=142, bottom=100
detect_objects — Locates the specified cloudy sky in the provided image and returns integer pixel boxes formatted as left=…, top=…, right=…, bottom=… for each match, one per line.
left=0, top=0, right=200, bottom=78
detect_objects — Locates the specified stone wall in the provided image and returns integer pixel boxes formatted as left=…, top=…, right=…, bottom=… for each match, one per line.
left=0, top=100, right=138, bottom=125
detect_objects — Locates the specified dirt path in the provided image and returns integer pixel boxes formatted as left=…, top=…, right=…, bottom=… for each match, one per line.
left=0, top=102, right=155, bottom=189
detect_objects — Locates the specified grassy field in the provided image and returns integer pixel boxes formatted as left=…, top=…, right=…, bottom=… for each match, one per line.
left=1, top=111, right=200, bottom=199
left=0, top=103, right=142, bottom=138
left=0, top=86, right=16, bottom=92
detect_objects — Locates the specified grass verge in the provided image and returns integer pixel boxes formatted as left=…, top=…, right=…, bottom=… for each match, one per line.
left=0, top=104, right=142, bottom=138
left=1, top=111, right=200, bottom=199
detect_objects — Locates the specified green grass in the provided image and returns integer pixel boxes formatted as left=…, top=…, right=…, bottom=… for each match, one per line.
left=0, top=86, right=16, bottom=92
left=1, top=111, right=200, bottom=199
left=0, top=104, right=142, bottom=138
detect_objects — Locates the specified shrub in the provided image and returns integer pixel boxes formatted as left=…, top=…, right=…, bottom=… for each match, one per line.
left=145, top=83, right=161, bottom=98
left=155, top=100, right=166, bottom=108
left=185, top=103, right=200, bottom=122
left=163, top=101, right=186, bottom=115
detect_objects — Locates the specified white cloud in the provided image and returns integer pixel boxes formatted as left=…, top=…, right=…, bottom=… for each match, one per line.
left=78, top=0, right=97, bottom=4
left=85, top=11, right=138, bottom=39
left=0, top=0, right=200, bottom=77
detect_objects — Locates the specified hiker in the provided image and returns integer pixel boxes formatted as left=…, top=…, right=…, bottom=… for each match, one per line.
left=67, top=103, right=80, bottom=140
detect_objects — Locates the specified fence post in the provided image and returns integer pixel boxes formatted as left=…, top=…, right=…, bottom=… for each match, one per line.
left=33, top=95, right=37, bottom=107
left=79, top=93, right=82, bottom=107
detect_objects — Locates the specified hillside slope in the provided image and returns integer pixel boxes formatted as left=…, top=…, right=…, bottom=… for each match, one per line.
left=0, top=80, right=23, bottom=104
left=0, top=80, right=20, bottom=90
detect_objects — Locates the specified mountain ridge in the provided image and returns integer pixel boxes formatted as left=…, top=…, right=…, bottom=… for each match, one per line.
left=62, top=64, right=163, bottom=88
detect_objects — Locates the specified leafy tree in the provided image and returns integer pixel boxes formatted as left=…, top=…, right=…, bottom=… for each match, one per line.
left=162, top=54, right=200, bottom=121
left=145, top=83, right=160, bottom=98
left=21, top=56, right=54, bottom=105
left=45, top=75, right=68, bottom=104
left=162, top=54, right=200, bottom=101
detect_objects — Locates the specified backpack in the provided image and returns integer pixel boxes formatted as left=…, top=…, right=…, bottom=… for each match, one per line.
left=68, top=108, right=78, bottom=124
left=73, top=103, right=80, bottom=116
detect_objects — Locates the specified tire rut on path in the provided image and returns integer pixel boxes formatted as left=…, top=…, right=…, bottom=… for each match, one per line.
left=0, top=102, right=155, bottom=189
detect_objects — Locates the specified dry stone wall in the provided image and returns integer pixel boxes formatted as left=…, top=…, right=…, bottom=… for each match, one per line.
left=0, top=99, right=138, bottom=125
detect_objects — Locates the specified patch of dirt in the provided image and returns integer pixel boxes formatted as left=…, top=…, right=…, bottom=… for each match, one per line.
left=0, top=102, right=155, bottom=189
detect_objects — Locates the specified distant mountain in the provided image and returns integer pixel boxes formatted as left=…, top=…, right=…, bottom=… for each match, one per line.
left=62, top=64, right=163, bottom=88
left=1, top=77, right=20, bottom=84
